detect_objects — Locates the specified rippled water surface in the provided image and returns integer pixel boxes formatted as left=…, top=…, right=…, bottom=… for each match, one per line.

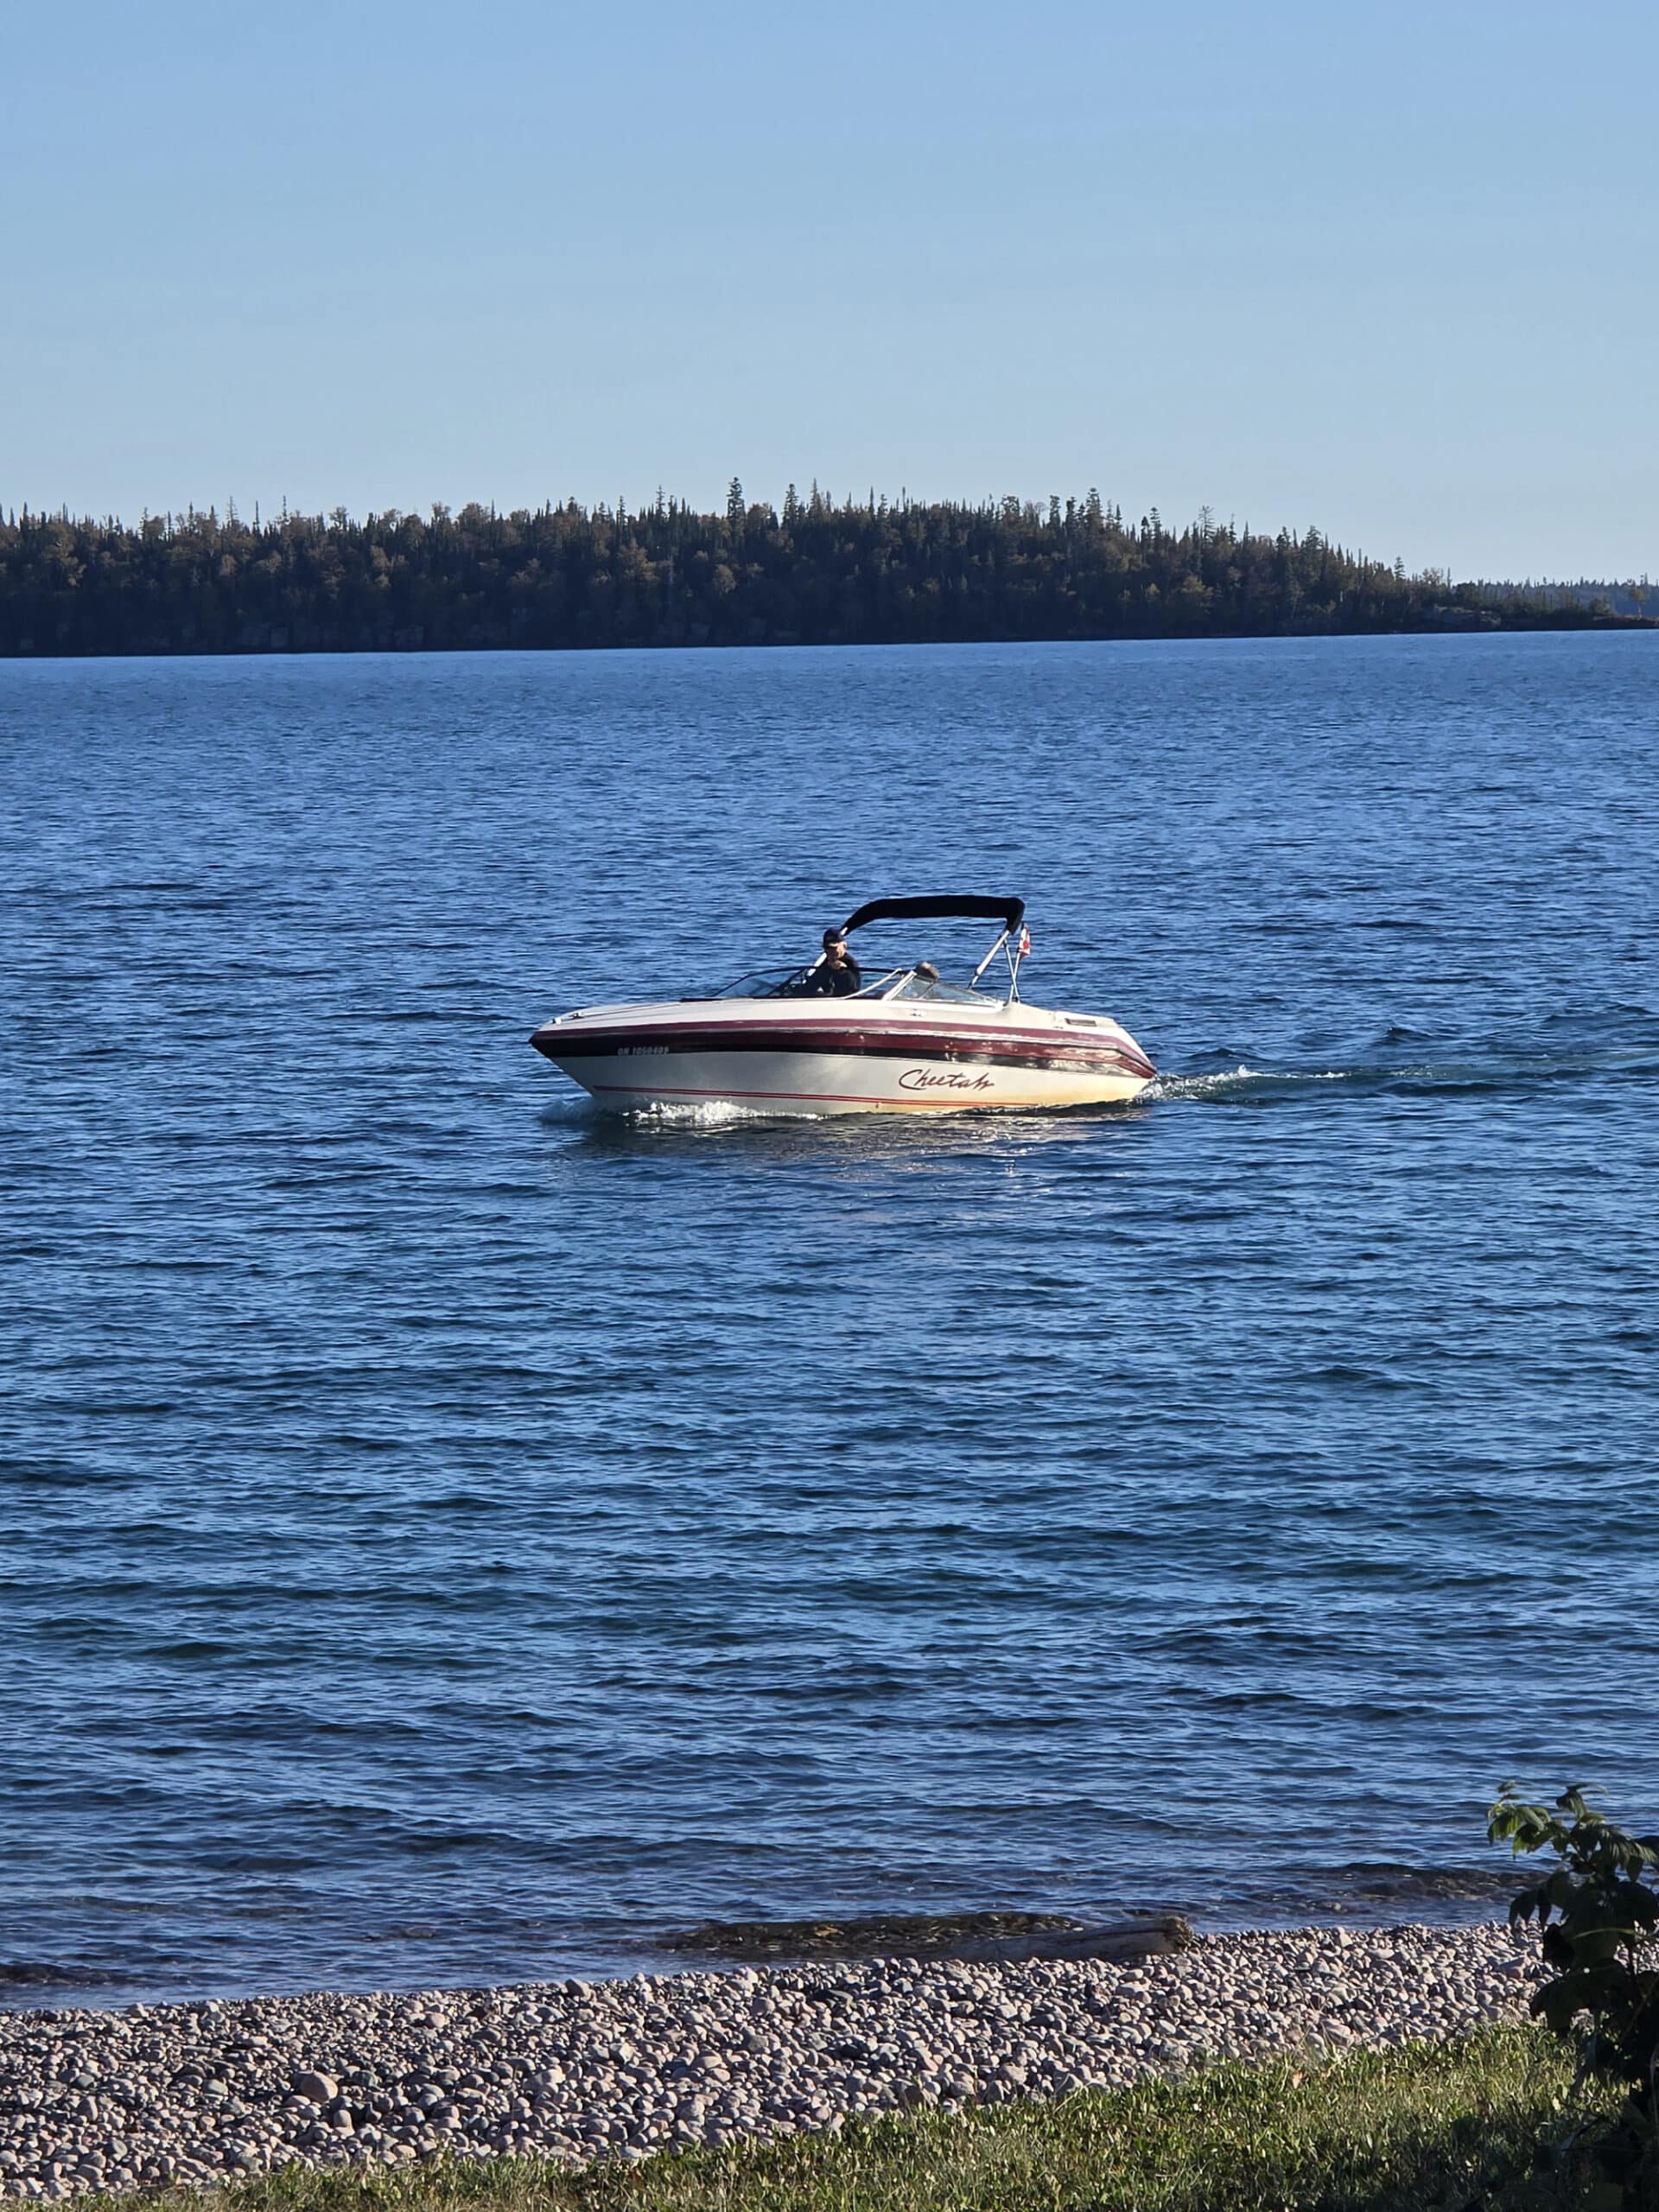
left=3, top=635, right=1656, bottom=2009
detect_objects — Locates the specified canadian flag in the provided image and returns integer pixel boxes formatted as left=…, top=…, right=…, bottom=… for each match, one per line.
left=1017, top=925, right=1032, bottom=957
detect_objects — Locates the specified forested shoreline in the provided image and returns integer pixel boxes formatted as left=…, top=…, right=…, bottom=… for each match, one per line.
left=0, top=484, right=1649, bottom=657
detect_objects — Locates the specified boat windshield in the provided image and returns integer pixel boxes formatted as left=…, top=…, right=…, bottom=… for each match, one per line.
left=888, top=974, right=1001, bottom=1005
left=711, top=965, right=1003, bottom=1003
left=712, top=967, right=817, bottom=999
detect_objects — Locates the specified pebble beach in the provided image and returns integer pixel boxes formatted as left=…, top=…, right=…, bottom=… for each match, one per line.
left=0, top=1923, right=1542, bottom=2200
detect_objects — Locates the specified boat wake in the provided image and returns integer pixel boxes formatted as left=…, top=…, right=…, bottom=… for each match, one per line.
left=1154, top=1032, right=1656, bottom=1105
left=1150, top=1066, right=1348, bottom=1103
left=613, top=1100, right=760, bottom=1128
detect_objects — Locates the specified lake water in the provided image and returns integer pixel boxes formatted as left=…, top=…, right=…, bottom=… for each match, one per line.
left=2, top=634, right=1656, bottom=2011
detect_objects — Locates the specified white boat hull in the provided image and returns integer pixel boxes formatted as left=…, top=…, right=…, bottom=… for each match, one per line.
left=548, top=1043, right=1151, bottom=1116
left=533, top=1003, right=1155, bottom=1117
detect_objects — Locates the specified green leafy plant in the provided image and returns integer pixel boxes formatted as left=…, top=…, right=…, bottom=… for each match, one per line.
left=1490, top=1782, right=1659, bottom=2205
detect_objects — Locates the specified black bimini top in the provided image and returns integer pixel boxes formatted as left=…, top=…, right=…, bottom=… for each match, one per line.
left=839, top=893, right=1026, bottom=937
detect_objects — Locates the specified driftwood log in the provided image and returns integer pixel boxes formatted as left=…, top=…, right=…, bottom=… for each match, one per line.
left=661, top=1910, right=1195, bottom=1966
left=954, top=1914, right=1196, bottom=1964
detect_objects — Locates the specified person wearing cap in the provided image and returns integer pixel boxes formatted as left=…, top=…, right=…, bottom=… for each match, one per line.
left=812, top=926, right=862, bottom=996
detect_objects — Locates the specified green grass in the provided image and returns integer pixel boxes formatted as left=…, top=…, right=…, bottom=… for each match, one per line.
left=92, top=2031, right=1618, bottom=2212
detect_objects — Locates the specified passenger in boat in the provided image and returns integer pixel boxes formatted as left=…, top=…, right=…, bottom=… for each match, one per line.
left=813, top=927, right=862, bottom=996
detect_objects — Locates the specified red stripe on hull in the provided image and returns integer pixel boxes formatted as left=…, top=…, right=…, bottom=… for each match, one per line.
left=538, top=1024, right=1154, bottom=1080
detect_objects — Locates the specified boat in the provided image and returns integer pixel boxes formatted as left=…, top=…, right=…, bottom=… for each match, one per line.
left=529, top=893, right=1156, bottom=1117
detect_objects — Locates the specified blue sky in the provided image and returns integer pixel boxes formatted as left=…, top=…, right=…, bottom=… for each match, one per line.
left=4, top=0, right=1654, bottom=576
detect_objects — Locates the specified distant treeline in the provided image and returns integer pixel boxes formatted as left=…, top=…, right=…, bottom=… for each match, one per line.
left=0, top=484, right=1651, bottom=657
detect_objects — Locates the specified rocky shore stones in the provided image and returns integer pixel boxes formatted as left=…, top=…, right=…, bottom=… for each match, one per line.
left=0, top=1922, right=1542, bottom=2200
